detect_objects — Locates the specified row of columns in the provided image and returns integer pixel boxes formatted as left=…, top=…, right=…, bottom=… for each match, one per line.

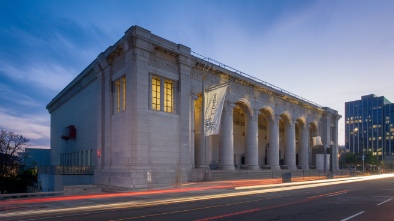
left=216, top=102, right=312, bottom=170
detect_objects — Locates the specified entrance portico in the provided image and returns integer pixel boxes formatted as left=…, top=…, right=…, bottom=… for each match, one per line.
left=193, top=80, right=341, bottom=171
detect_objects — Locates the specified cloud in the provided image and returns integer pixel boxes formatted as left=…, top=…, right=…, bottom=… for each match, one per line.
left=0, top=108, right=50, bottom=148
left=0, top=61, right=75, bottom=92
left=0, top=82, right=41, bottom=108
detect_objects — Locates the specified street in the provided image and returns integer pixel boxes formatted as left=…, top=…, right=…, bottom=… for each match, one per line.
left=1, top=174, right=394, bottom=221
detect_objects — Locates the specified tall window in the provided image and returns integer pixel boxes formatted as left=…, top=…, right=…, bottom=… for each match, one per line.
left=152, top=76, right=161, bottom=111
left=113, top=76, right=126, bottom=114
left=164, top=80, right=173, bottom=112
left=151, top=75, right=176, bottom=113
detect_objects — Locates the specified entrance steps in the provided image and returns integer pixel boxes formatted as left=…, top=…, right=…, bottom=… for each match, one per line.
left=209, top=169, right=339, bottom=182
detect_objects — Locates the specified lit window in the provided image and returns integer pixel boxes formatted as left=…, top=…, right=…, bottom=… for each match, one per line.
left=164, top=80, right=173, bottom=112
left=152, top=76, right=161, bottom=111
left=113, top=76, right=126, bottom=114
left=151, top=75, right=176, bottom=113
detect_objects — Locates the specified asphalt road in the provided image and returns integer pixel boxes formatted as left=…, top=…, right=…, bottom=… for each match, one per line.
left=1, top=174, right=394, bottom=221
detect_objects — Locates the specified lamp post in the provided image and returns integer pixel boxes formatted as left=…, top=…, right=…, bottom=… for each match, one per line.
left=353, top=128, right=358, bottom=154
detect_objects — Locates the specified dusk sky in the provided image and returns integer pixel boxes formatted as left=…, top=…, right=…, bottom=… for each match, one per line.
left=1, top=0, right=393, bottom=149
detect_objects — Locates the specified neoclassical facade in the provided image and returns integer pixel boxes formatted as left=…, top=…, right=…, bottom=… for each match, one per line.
left=47, top=26, right=341, bottom=189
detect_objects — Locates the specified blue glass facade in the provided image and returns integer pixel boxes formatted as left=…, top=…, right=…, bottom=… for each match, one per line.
left=345, top=94, right=394, bottom=159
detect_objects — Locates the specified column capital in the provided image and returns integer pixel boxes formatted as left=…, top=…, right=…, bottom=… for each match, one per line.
left=223, top=101, right=235, bottom=115
left=248, top=109, right=259, bottom=122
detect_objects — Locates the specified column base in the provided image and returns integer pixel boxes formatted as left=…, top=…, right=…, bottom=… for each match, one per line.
left=289, top=165, right=298, bottom=170
left=248, top=165, right=260, bottom=170
left=271, top=165, right=281, bottom=170
left=221, top=165, right=235, bottom=170
left=299, top=165, right=309, bottom=170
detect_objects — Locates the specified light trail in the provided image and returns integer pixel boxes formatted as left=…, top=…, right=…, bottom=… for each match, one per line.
left=1, top=174, right=393, bottom=219
left=235, top=174, right=394, bottom=190
left=0, top=186, right=231, bottom=206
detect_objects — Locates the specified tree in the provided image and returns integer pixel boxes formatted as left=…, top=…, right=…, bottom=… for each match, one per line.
left=343, top=152, right=357, bottom=165
left=364, top=152, right=379, bottom=166
left=0, top=127, right=30, bottom=193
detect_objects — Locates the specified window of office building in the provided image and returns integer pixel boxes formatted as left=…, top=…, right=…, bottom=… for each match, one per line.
left=151, top=75, right=176, bottom=113
left=113, top=76, right=126, bottom=114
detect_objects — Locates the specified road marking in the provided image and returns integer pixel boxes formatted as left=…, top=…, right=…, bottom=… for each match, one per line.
left=377, top=198, right=392, bottom=206
left=308, top=190, right=347, bottom=199
left=340, top=211, right=365, bottom=221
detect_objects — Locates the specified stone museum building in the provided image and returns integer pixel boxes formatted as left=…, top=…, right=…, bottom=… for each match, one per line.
left=46, top=26, right=341, bottom=190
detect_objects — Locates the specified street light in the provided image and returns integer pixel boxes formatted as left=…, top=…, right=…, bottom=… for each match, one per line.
left=353, top=128, right=358, bottom=154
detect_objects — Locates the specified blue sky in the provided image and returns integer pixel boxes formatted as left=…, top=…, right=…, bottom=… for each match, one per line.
left=1, top=0, right=393, bottom=148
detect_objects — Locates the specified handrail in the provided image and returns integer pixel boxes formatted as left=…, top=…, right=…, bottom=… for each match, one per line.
left=191, top=51, right=323, bottom=108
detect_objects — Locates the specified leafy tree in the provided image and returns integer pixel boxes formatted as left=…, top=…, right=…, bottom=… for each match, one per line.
left=0, top=127, right=30, bottom=193
left=344, top=152, right=357, bottom=165
left=364, top=152, right=379, bottom=166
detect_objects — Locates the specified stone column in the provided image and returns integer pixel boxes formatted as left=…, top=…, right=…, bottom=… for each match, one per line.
left=198, top=96, right=208, bottom=168
left=333, top=116, right=341, bottom=170
left=268, top=115, right=280, bottom=170
left=285, top=121, right=297, bottom=170
left=206, top=136, right=213, bottom=167
left=245, top=109, right=259, bottom=170
left=299, top=125, right=309, bottom=170
left=219, top=102, right=235, bottom=170
left=323, top=114, right=331, bottom=174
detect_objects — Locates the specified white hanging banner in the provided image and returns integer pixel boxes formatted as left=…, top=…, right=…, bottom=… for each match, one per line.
left=312, top=136, right=322, bottom=146
left=204, top=85, right=228, bottom=136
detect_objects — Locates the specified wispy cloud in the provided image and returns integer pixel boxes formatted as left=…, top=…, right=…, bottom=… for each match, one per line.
left=0, top=108, right=50, bottom=148
left=0, top=61, right=75, bottom=92
left=0, top=83, right=41, bottom=107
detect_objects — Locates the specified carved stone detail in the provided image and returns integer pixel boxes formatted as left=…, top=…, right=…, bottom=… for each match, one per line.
left=149, top=55, right=178, bottom=73
left=113, top=54, right=126, bottom=73
left=191, top=80, right=202, bottom=95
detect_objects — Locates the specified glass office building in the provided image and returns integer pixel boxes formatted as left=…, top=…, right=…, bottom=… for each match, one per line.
left=345, top=94, right=394, bottom=159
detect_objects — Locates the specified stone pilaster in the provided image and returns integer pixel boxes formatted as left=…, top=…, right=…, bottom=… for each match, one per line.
left=219, top=101, right=235, bottom=170
left=245, top=109, right=259, bottom=170
left=268, top=114, right=280, bottom=170
left=285, top=121, right=297, bottom=170
left=190, top=94, right=199, bottom=168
